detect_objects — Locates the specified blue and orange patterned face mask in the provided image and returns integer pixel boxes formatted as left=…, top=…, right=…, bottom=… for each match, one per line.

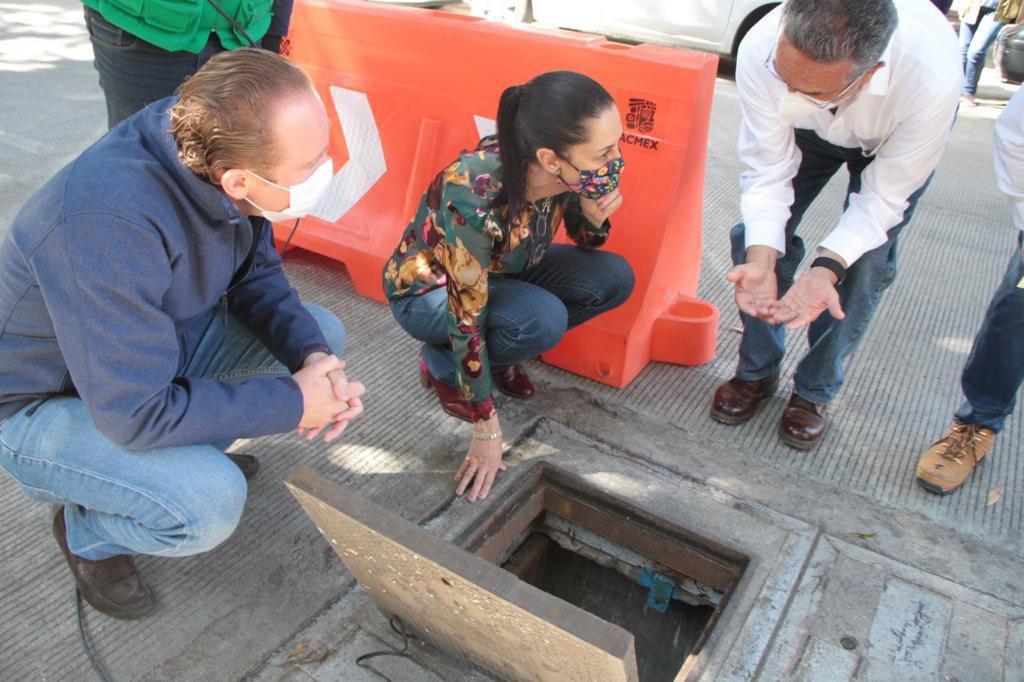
left=558, top=155, right=625, bottom=200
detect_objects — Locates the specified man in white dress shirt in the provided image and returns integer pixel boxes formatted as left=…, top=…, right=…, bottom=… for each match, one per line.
left=916, top=87, right=1024, bottom=495
left=710, top=0, right=962, bottom=449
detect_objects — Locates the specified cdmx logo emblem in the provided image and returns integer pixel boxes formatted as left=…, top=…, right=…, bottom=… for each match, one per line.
left=626, top=98, right=657, bottom=134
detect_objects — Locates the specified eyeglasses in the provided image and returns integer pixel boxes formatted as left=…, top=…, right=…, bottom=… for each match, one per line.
left=764, top=44, right=865, bottom=110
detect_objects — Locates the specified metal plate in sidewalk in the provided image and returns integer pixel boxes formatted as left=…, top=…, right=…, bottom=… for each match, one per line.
left=285, top=466, right=639, bottom=681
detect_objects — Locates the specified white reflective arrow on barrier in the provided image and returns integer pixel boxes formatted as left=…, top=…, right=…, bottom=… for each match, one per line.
left=314, top=87, right=388, bottom=223
left=474, top=115, right=496, bottom=139
left=313, top=92, right=497, bottom=223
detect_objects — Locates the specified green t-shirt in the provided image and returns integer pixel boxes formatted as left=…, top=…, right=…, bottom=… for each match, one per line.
left=84, top=0, right=275, bottom=53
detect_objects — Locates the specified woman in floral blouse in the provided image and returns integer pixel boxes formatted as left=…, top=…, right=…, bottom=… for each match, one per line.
left=382, top=71, right=634, bottom=502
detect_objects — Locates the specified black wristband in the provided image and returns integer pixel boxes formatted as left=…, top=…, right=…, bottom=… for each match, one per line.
left=810, top=256, right=847, bottom=284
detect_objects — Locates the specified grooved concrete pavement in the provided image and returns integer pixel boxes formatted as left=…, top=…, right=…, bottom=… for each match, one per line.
left=1, top=3, right=1021, bottom=680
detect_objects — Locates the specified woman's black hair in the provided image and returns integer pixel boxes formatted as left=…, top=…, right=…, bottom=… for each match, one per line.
left=494, top=70, right=615, bottom=218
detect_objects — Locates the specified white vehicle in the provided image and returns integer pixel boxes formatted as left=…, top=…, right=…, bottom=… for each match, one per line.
left=467, top=0, right=781, bottom=56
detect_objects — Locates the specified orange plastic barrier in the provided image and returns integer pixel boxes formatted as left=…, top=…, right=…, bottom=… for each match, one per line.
left=279, top=0, right=720, bottom=388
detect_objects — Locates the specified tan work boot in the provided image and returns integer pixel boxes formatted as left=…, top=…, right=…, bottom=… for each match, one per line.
left=915, top=423, right=996, bottom=495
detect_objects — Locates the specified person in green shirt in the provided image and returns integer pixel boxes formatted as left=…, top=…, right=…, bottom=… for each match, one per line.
left=383, top=71, right=634, bottom=503
left=83, top=0, right=293, bottom=128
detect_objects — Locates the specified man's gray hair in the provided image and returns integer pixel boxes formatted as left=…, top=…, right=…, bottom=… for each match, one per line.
left=782, top=0, right=898, bottom=75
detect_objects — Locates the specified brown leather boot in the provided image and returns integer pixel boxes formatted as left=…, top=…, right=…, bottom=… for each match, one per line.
left=493, top=365, right=535, bottom=399
left=779, top=393, right=828, bottom=449
left=916, top=423, right=995, bottom=495
left=419, top=358, right=473, bottom=422
left=52, top=507, right=155, bottom=619
left=710, top=375, right=779, bottom=424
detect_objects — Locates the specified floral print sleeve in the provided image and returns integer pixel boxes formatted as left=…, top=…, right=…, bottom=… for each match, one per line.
left=563, top=192, right=612, bottom=249
left=438, top=158, right=504, bottom=421
left=383, top=135, right=610, bottom=422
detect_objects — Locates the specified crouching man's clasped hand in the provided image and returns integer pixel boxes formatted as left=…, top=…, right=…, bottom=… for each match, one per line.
left=293, top=352, right=366, bottom=443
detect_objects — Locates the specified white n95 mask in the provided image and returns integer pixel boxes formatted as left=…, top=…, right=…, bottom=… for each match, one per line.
left=246, top=158, right=333, bottom=222
left=780, top=92, right=823, bottom=123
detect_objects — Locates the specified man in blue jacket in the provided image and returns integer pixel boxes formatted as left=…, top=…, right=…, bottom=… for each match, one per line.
left=0, top=49, right=364, bottom=619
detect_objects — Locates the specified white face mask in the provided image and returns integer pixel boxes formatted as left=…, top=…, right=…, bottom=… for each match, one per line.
left=779, top=91, right=830, bottom=123
left=245, top=158, right=333, bottom=222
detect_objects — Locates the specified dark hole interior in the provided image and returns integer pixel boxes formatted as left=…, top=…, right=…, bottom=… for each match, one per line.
left=461, top=467, right=748, bottom=680
left=502, top=531, right=715, bottom=682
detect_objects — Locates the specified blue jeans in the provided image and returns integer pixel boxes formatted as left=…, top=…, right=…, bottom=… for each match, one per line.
left=390, top=244, right=635, bottom=385
left=0, top=302, right=344, bottom=561
left=731, top=130, right=933, bottom=405
left=961, top=6, right=1005, bottom=96
left=955, top=232, right=1024, bottom=431
left=84, top=7, right=224, bottom=129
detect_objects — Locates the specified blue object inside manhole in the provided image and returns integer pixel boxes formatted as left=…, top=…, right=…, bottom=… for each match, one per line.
left=637, top=570, right=676, bottom=614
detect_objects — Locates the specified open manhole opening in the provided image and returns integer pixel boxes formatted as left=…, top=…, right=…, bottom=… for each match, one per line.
left=458, top=465, right=749, bottom=681
left=286, top=462, right=749, bottom=681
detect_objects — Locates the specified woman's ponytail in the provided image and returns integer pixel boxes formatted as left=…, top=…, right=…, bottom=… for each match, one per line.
left=495, top=84, right=530, bottom=217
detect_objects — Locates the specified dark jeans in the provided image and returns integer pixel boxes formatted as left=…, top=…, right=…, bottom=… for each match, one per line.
left=389, top=244, right=635, bottom=386
left=84, top=7, right=224, bottom=129
left=956, top=231, right=1024, bottom=431
left=730, top=129, right=933, bottom=405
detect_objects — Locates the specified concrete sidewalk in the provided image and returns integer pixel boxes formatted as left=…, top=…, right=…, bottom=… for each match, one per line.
left=1, top=4, right=1021, bottom=680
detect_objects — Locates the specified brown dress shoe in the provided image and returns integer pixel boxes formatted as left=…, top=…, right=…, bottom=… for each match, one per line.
left=225, top=452, right=259, bottom=482
left=916, top=423, right=995, bottom=495
left=493, top=365, right=535, bottom=399
left=419, top=359, right=473, bottom=422
left=710, top=375, right=779, bottom=424
left=52, top=507, right=155, bottom=619
left=779, top=393, right=828, bottom=449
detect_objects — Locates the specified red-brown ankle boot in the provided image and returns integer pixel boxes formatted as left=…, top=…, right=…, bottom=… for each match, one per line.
left=419, top=358, right=474, bottom=422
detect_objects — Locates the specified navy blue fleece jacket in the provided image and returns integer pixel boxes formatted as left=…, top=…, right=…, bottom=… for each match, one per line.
left=0, top=97, right=330, bottom=449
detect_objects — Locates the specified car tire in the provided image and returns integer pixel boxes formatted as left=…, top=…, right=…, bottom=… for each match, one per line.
left=731, top=3, right=780, bottom=56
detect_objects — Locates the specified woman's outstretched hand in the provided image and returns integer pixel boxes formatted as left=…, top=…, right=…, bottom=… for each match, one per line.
left=455, top=414, right=507, bottom=502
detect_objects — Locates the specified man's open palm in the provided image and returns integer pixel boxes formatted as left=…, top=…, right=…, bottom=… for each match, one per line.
left=726, top=263, right=778, bottom=319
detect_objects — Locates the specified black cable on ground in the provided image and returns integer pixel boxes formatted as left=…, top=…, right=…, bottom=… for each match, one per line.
left=75, top=591, right=412, bottom=681
left=75, top=587, right=110, bottom=682
left=355, top=616, right=413, bottom=682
